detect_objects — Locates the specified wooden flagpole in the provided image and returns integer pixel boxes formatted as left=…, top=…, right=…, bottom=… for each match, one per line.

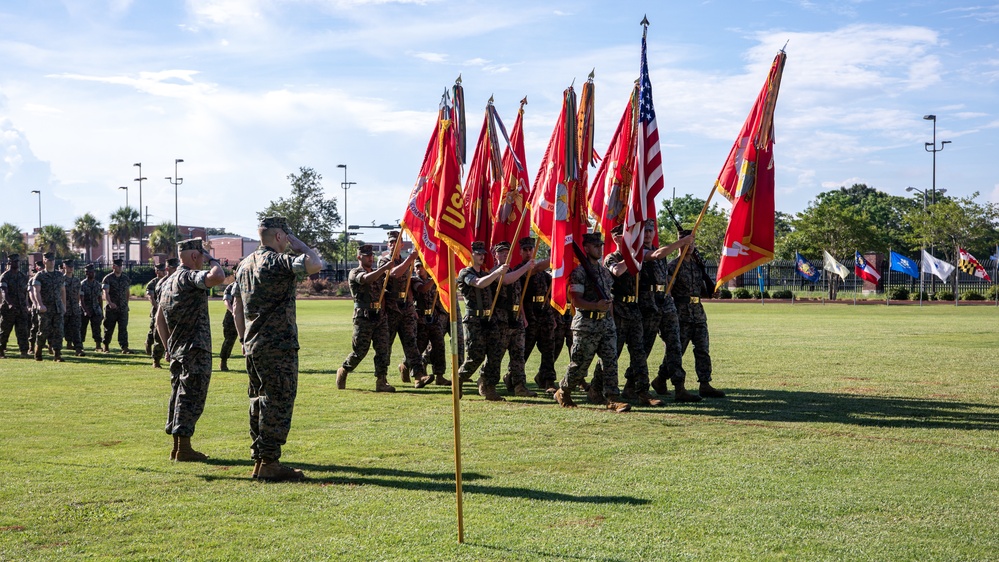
left=446, top=246, right=464, bottom=543
left=487, top=186, right=531, bottom=317
left=664, top=184, right=720, bottom=296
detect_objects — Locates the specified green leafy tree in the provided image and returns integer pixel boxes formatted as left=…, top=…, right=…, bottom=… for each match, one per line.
left=0, top=223, right=27, bottom=258
left=782, top=196, right=879, bottom=259
left=258, top=167, right=342, bottom=262
left=658, top=194, right=727, bottom=262
left=34, top=224, right=72, bottom=257
left=205, top=227, right=238, bottom=236
left=147, top=221, right=178, bottom=258
left=772, top=211, right=795, bottom=259
left=108, top=206, right=141, bottom=262
left=812, top=184, right=919, bottom=254
left=71, top=213, right=103, bottom=262
left=902, top=192, right=999, bottom=262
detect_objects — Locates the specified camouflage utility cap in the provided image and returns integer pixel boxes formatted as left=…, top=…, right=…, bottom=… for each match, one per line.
left=43, top=252, right=55, bottom=260
left=259, top=216, right=291, bottom=233
left=167, top=258, right=180, bottom=267
left=518, top=237, right=535, bottom=249
left=357, top=244, right=374, bottom=256
left=155, top=263, right=166, bottom=271
left=610, top=224, right=624, bottom=236
left=387, top=230, right=400, bottom=242
left=493, top=241, right=510, bottom=252
left=471, top=241, right=487, bottom=254
left=582, top=233, right=603, bottom=246
left=61, top=259, right=75, bottom=268
left=113, top=258, right=124, bottom=265
left=178, top=238, right=205, bottom=253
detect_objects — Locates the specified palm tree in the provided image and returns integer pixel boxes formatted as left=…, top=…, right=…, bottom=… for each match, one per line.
left=0, top=223, right=27, bottom=258
left=108, top=206, right=141, bottom=263
left=71, top=213, right=103, bottom=263
left=147, top=221, right=178, bottom=257
left=34, top=224, right=72, bottom=257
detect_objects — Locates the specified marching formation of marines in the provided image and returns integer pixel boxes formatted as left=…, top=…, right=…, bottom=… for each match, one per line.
left=0, top=211, right=726, bottom=479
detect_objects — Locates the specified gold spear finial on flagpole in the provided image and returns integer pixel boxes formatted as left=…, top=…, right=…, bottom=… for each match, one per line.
left=520, top=96, right=528, bottom=107
left=641, top=15, right=650, bottom=26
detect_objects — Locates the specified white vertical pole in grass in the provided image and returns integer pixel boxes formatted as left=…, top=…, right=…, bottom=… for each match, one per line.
left=446, top=248, right=464, bottom=543
left=886, top=247, right=890, bottom=306
left=954, top=244, right=960, bottom=307
left=853, top=254, right=857, bottom=306
left=919, top=247, right=924, bottom=307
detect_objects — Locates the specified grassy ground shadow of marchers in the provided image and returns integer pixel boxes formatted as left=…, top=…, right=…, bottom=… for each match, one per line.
left=674, top=388, right=999, bottom=431
left=197, top=460, right=649, bottom=504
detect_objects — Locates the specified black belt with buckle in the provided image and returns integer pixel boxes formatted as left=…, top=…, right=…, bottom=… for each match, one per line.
left=468, top=309, right=491, bottom=317
left=616, top=295, right=637, bottom=303
left=580, top=310, right=606, bottom=320
left=532, top=296, right=546, bottom=303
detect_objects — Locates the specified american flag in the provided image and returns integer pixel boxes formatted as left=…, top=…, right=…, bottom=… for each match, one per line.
left=625, top=25, right=664, bottom=260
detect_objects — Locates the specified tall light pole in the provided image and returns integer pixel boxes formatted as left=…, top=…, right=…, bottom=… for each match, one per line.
left=923, top=115, right=951, bottom=205
left=337, top=163, right=355, bottom=280
left=134, top=163, right=146, bottom=261
left=119, top=185, right=129, bottom=208
left=166, top=159, right=184, bottom=256
left=30, top=190, right=41, bottom=232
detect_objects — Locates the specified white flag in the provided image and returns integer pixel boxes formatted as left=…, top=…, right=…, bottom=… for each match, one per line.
left=823, top=250, right=850, bottom=280
left=921, top=249, right=955, bottom=283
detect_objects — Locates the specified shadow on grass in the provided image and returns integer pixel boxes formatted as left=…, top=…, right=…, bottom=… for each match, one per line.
left=196, top=460, right=650, bottom=505
left=468, top=542, right=628, bottom=562
left=675, top=389, right=999, bottom=431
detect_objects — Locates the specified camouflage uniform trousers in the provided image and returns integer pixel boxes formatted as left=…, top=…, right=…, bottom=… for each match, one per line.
left=81, top=313, right=103, bottom=347
left=36, top=311, right=64, bottom=352
left=385, top=306, right=427, bottom=379
left=164, top=347, right=212, bottom=437
left=523, top=314, right=557, bottom=388
left=63, top=312, right=83, bottom=352
left=0, top=306, right=30, bottom=353
left=498, top=322, right=528, bottom=388
left=412, top=313, right=447, bottom=376
left=220, top=310, right=239, bottom=363
left=560, top=323, right=619, bottom=396
left=678, top=319, right=712, bottom=383
left=595, top=312, right=650, bottom=392
left=552, top=312, right=573, bottom=362
left=246, top=348, right=298, bottom=461
left=640, top=299, right=685, bottom=384
left=149, top=319, right=165, bottom=362
left=29, top=309, right=39, bottom=350
left=341, top=313, right=390, bottom=377
left=456, top=317, right=503, bottom=387
left=102, top=305, right=129, bottom=349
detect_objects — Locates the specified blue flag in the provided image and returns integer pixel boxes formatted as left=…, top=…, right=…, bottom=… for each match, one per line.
left=795, top=252, right=821, bottom=282
left=889, top=251, right=919, bottom=278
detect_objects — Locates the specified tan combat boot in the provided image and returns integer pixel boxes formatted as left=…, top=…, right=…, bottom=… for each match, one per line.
left=434, top=374, right=451, bottom=386
left=53, top=350, right=64, bottom=363
left=699, top=383, right=726, bottom=398
left=256, top=459, right=305, bottom=482
left=145, top=342, right=152, bottom=355
left=637, top=391, right=664, bottom=407
left=603, top=394, right=632, bottom=413
left=674, top=382, right=703, bottom=403
left=75, top=349, right=86, bottom=357
left=553, top=388, right=576, bottom=408
left=153, top=358, right=162, bottom=369
left=219, top=359, right=228, bottom=372
left=478, top=381, right=505, bottom=402
left=174, top=436, right=209, bottom=462
left=375, top=375, right=396, bottom=393
left=587, top=385, right=608, bottom=405
left=335, top=367, right=348, bottom=390
left=34, top=346, right=43, bottom=361
left=620, top=380, right=637, bottom=400
left=513, top=383, right=537, bottom=398
left=398, top=363, right=411, bottom=383
left=170, top=435, right=179, bottom=461
left=650, top=375, right=670, bottom=396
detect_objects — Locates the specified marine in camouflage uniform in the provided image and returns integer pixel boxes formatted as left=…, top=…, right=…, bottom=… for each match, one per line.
left=219, top=281, right=240, bottom=371
left=0, top=254, right=31, bottom=358
left=157, top=238, right=226, bottom=462
left=492, top=241, right=538, bottom=398
left=408, top=257, right=451, bottom=385
left=631, top=223, right=701, bottom=402
left=27, top=262, right=42, bottom=354
left=592, top=227, right=663, bottom=406
left=336, top=244, right=395, bottom=392
left=553, top=232, right=630, bottom=413
left=145, top=264, right=166, bottom=357
left=101, top=259, right=131, bottom=353
left=455, top=241, right=509, bottom=401
left=79, top=265, right=104, bottom=350
left=517, top=238, right=559, bottom=392
left=32, top=253, right=66, bottom=362
left=61, top=260, right=85, bottom=356
left=668, top=236, right=725, bottom=399
left=233, top=216, right=322, bottom=481
left=379, top=231, right=428, bottom=386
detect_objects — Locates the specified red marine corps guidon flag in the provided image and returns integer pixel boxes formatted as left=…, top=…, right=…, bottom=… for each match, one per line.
left=400, top=91, right=472, bottom=314
left=714, top=50, right=787, bottom=291
left=463, top=99, right=502, bottom=269
left=491, top=98, right=532, bottom=251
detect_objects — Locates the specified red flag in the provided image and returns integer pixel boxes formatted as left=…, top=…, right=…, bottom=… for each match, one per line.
left=715, top=51, right=787, bottom=291
left=492, top=98, right=531, bottom=249
left=401, top=100, right=471, bottom=314
left=588, top=84, right=639, bottom=261
left=463, top=103, right=502, bottom=268
left=531, top=85, right=586, bottom=314
left=854, top=252, right=881, bottom=285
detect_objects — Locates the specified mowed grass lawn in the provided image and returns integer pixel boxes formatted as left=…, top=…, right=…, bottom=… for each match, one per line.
left=1, top=300, right=997, bottom=561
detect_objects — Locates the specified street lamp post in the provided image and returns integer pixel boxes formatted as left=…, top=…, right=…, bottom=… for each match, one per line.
left=30, top=190, right=41, bottom=232
left=119, top=185, right=129, bottom=208
left=923, top=115, right=951, bottom=206
left=166, top=159, right=184, bottom=256
left=337, top=164, right=356, bottom=282
left=134, top=163, right=146, bottom=261
left=907, top=184, right=948, bottom=296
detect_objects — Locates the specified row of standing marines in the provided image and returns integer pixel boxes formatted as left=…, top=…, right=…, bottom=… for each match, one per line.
left=0, top=215, right=724, bottom=481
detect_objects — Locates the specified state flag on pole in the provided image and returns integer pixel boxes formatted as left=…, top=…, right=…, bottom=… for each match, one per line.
left=714, top=50, right=786, bottom=291
left=794, top=252, right=820, bottom=282
left=823, top=250, right=850, bottom=280
left=889, top=251, right=920, bottom=279
left=921, top=249, right=955, bottom=283
left=958, top=248, right=992, bottom=281
left=855, top=252, right=881, bottom=285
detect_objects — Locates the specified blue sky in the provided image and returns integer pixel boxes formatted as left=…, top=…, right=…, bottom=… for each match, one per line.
left=1, top=0, right=997, bottom=240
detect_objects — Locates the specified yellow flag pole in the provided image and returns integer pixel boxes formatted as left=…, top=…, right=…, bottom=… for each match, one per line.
left=664, top=184, right=721, bottom=295
left=487, top=203, right=530, bottom=317
left=377, top=231, right=403, bottom=310
left=447, top=246, right=464, bottom=543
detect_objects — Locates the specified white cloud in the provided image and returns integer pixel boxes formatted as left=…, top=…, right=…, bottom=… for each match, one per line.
left=413, top=51, right=447, bottom=63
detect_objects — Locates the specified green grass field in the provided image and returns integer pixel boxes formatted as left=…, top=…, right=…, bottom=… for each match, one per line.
left=1, top=300, right=997, bottom=561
